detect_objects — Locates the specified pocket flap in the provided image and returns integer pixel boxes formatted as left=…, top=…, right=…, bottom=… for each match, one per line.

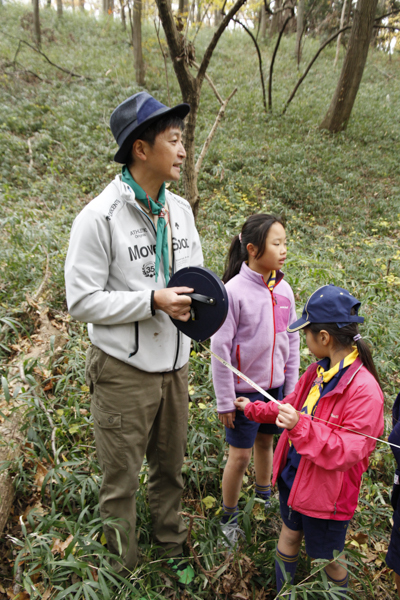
left=91, top=403, right=121, bottom=429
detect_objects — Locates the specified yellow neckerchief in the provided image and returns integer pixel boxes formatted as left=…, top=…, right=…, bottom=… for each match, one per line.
left=267, top=270, right=277, bottom=291
left=301, top=347, right=359, bottom=417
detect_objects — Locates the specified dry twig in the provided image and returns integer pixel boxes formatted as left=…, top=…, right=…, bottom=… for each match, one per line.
left=180, top=511, right=219, bottom=594
left=195, top=88, right=237, bottom=176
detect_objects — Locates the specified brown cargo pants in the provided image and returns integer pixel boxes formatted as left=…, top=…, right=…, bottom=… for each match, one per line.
left=85, top=345, right=189, bottom=571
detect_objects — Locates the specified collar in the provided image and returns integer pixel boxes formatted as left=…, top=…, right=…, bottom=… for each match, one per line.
left=239, top=261, right=284, bottom=288
left=121, top=165, right=166, bottom=208
left=306, top=356, right=364, bottom=396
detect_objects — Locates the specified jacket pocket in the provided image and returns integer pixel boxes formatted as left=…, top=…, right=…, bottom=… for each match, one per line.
left=274, top=295, right=291, bottom=333
left=91, top=402, right=127, bottom=470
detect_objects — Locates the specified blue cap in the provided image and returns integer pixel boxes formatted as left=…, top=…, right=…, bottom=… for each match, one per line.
left=287, top=284, right=364, bottom=332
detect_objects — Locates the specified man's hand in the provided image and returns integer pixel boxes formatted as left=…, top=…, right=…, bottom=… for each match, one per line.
left=153, top=287, right=193, bottom=322
left=276, top=403, right=299, bottom=430
left=234, top=397, right=250, bottom=412
left=218, top=411, right=236, bottom=429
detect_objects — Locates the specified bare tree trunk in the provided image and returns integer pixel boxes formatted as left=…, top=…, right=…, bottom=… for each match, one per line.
left=57, top=0, right=63, bottom=17
left=319, top=0, right=378, bottom=132
left=155, top=0, right=247, bottom=209
left=33, top=0, right=41, bottom=48
left=334, top=0, right=348, bottom=67
left=79, top=0, right=85, bottom=11
left=270, top=0, right=282, bottom=36
left=196, top=0, right=201, bottom=23
left=179, top=0, right=188, bottom=14
left=260, top=4, right=267, bottom=39
left=120, top=0, right=126, bottom=30
left=214, top=8, right=223, bottom=26
left=133, top=0, right=145, bottom=85
left=103, top=0, right=113, bottom=15
left=295, top=0, right=304, bottom=65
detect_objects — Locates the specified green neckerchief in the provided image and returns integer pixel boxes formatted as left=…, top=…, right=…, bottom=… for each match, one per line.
left=121, top=165, right=169, bottom=284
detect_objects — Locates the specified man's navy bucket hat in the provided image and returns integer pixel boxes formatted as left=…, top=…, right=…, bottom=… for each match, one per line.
left=287, top=284, right=364, bottom=332
left=110, top=92, right=190, bottom=164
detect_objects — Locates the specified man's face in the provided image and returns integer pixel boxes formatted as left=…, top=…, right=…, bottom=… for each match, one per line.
left=144, top=127, right=186, bottom=183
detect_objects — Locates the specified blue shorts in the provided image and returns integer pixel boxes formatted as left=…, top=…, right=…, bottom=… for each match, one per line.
left=278, top=479, right=349, bottom=560
left=225, top=386, right=283, bottom=449
left=386, top=508, right=400, bottom=575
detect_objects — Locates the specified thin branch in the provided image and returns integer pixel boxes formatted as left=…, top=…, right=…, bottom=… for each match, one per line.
left=195, top=87, right=237, bottom=175
left=192, top=0, right=213, bottom=44
left=374, top=8, right=400, bottom=21
left=154, top=19, right=171, bottom=106
left=0, top=31, right=92, bottom=80
left=27, top=138, right=34, bottom=170
left=180, top=512, right=219, bottom=594
left=268, top=11, right=294, bottom=111
left=282, top=25, right=352, bottom=115
left=374, top=24, right=400, bottom=30
left=370, top=63, right=396, bottom=79
left=232, top=17, right=267, bottom=112
left=191, top=60, right=224, bottom=104
left=30, top=246, right=51, bottom=304
left=197, top=0, right=248, bottom=86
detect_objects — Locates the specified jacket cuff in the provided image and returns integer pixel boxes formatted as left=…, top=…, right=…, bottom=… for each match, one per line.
left=150, top=290, right=156, bottom=316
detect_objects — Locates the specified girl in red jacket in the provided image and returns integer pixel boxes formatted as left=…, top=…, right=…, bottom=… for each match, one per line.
left=235, top=284, right=384, bottom=597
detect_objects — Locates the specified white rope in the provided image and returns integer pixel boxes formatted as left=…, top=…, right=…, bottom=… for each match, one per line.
left=208, top=346, right=400, bottom=450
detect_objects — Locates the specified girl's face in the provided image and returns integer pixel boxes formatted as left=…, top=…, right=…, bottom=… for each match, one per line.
left=247, top=222, right=287, bottom=280
left=304, top=327, right=327, bottom=359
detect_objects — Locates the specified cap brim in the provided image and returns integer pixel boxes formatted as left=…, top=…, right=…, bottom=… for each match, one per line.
left=287, top=318, right=310, bottom=333
left=114, top=103, right=190, bottom=164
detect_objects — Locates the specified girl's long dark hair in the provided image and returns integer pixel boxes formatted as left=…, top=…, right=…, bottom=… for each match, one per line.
left=222, top=214, right=284, bottom=283
left=308, top=320, right=381, bottom=388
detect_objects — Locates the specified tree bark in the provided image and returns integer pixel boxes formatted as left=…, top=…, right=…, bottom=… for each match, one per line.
left=155, top=0, right=247, bottom=209
left=334, top=0, right=348, bottom=67
left=120, top=0, right=126, bottom=30
left=260, top=4, right=267, bottom=39
left=0, top=410, right=24, bottom=537
left=319, top=0, right=378, bottom=132
left=270, top=0, right=282, bottom=36
left=57, top=0, right=63, bottom=18
left=295, top=0, right=304, bottom=65
left=33, top=0, right=41, bottom=48
left=133, top=0, right=145, bottom=85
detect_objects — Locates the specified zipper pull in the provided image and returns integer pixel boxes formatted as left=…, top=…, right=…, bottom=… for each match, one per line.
left=288, top=506, right=292, bottom=520
left=334, top=503, right=337, bottom=515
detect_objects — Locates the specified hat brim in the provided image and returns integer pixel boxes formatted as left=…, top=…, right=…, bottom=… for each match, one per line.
left=113, top=103, right=190, bottom=164
left=287, top=318, right=310, bottom=333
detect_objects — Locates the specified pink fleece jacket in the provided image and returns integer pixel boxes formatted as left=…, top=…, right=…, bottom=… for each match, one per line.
left=211, top=262, right=300, bottom=414
left=244, top=358, right=384, bottom=520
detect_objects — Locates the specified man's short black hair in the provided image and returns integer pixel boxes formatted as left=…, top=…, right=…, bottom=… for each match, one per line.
left=128, top=115, right=185, bottom=166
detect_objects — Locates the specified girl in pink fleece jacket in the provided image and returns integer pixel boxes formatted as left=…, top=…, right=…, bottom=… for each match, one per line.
left=211, top=214, right=300, bottom=549
left=235, top=285, right=384, bottom=596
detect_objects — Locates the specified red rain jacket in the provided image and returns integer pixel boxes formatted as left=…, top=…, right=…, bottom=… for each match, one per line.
left=244, top=358, right=384, bottom=520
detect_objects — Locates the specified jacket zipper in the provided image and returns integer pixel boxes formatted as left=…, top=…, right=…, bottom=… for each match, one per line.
left=263, top=281, right=276, bottom=389
left=134, top=204, right=181, bottom=371
left=236, top=345, right=241, bottom=384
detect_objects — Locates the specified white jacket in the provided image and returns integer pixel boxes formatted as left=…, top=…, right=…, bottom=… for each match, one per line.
left=65, top=175, right=203, bottom=372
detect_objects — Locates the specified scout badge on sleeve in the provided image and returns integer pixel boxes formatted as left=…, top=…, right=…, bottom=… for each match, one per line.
left=167, top=266, right=229, bottom=342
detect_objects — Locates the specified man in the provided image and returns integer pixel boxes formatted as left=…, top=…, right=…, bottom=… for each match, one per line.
left=65, top=92, right=203, bottom=580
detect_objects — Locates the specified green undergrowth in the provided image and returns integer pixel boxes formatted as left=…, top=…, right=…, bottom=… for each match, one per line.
left=0, top=2, right=400, bottom=598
